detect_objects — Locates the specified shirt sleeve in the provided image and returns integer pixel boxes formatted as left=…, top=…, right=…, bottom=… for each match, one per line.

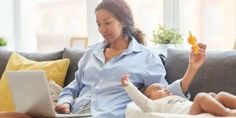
left=142, top=51, right=168, bottom=86
left=57, top=49, right=91, bottom=105
left=167, top=79, right=191, bottom=99
left=124, top=82, right=158, bottom=112
left=57, top=71, right=84, bottom=105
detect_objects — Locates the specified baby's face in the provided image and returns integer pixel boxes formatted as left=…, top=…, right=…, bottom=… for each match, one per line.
left=144, top=83, right=172, bottom=100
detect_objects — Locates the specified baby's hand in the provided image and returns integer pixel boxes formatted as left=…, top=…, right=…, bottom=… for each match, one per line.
left=121, top=73, right=130, bottom=87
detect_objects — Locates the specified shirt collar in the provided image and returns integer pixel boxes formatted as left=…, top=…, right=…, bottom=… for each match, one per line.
left=126, top=37, right=144, bottom=53
left=92, top=36, right=145, bottom=53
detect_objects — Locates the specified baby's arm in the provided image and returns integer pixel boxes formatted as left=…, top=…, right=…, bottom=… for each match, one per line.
left=121, top=74, right=158, bottom=112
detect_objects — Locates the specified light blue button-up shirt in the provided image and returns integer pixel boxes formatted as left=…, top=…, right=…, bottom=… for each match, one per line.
left=58, top=37, right=189, bottom=118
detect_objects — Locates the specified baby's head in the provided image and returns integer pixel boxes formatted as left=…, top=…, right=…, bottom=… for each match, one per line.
left=142, top=83, right=172, bottom=100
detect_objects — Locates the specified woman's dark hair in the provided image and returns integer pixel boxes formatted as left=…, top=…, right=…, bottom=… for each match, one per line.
left=95, top=0, right=146, bottom=45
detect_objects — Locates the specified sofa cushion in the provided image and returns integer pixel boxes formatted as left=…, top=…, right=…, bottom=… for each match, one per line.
left=19, top=51, right=63, bottom=61
left=62, top=48, right=85, bottom=87
left=0, top=50, right=63, bottom=79
left=0, top=52, right=70, bottom=111
left=165, top=49, right=236, bottom=100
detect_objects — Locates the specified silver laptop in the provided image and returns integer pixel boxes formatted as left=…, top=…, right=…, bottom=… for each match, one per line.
left=7, top=70, right=91, bottom=118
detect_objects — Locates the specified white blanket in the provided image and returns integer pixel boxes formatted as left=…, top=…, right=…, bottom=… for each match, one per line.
left=125, top=102, right=217, bottom=118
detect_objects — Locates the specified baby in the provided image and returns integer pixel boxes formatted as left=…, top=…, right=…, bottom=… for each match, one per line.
left=121, top=74, right=236, bottom=117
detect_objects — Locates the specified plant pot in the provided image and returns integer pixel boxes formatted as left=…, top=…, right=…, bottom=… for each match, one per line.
left=0, top=46, right=7, bottom=50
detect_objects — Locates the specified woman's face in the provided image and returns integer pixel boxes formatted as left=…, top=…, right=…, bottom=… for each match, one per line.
left=96, top=9, right=124, bottom=43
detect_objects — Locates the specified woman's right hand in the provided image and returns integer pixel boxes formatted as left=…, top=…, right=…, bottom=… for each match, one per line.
left=55, top=103, right=71, bottom=114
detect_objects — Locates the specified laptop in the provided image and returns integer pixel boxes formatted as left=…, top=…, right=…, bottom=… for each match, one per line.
left=7, top=70, right=92, bottom=118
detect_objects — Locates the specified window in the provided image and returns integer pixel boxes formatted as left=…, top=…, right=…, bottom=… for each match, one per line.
left=125, top=0, right=163, bottom=47
left=180, top=0, right=236, bottom=50
left=16, top=0, right=163, bottom=52
left=35, top=0, right=87, bottom=52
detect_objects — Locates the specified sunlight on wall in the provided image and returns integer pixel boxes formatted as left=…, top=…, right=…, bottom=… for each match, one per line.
left=35, top=0, right=87, bottom=52
left=180, top=0, right=236, bottom=50
left=15, top=0, right=236, bottom=52
left=126, top=0, right=163, bottom=47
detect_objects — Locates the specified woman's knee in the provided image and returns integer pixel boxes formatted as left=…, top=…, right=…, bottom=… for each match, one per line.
left=0, top=112, right=31, bottom=118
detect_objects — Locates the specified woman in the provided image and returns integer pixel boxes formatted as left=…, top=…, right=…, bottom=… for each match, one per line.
left=55, top=0, right=206, bottom=118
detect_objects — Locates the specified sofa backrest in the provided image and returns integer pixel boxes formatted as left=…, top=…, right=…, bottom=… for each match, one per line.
left=4, top=47, right=235, bottom=100
left=0, top=50, right=64, bottom=78
left=0, top=49, right=11, bottom=77
left=165, top=49, right=236, bottom=100
left=62, top=48, right=85, bottom=87
left=0, top=48, right=85, bottom=87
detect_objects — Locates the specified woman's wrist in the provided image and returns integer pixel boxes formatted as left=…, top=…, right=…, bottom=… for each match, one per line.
left=188, top=64, right=200, bottom=72
left=181, top=65, right=199, bottom=93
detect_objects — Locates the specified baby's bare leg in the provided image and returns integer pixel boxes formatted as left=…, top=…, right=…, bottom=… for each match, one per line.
left=189, top=93, right=204, bottom=115
left=189, top=92, right=229, bottom=116
left=215, top=92, right=236, bottom=109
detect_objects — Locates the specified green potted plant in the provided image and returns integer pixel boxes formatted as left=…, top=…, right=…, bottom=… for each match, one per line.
left=152, top=25, right=183, bottom=45
left=151, top=25, right=183, bottom=55
left=0, top=37, right=7, bottom=49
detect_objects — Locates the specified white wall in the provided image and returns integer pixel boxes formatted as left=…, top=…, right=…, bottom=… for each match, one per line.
left=87, top=0, right=101, bottom=45
left=0, top=0, right=15, bottom=50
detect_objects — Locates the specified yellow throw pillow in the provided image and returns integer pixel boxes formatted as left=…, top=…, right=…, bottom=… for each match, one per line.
left=0, top=52, right=70, bottom=112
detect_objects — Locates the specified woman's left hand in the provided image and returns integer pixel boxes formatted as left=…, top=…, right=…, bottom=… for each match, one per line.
left=180, top=43, right=207, bottom=93
left=189, top=43, right=207, bottom=70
